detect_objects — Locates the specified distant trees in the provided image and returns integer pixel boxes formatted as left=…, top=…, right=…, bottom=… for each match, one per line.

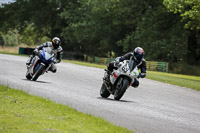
left=0, top=0, right=199, bottom=64
left=163, top=0, right=200, bottom=30
left=164, top=0, right=200, bottom=64
left=118, top=0, right=188, bottom=62
left=0, top=31, right=18, bottom=46
left=20, top=23, right=50, bottom=46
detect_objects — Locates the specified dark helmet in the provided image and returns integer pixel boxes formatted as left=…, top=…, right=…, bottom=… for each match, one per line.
left=52, top=37, right=61, bottom=49
left=133, top=47, right=144, bottom=61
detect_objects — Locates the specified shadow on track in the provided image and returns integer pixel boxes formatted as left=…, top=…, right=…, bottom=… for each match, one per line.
left=22, top=79, right=51, bottom=84
left=97, top=97, right=135, bottom=103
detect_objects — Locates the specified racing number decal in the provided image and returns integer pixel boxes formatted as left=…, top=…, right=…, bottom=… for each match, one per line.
left=122, top=64, right=129, bottom=73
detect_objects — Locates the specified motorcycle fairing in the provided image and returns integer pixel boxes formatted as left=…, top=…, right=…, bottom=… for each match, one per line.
left=39, top=48, right=55, bottom=64
left=28, top=48, right=54, bottom=76
left=110, top=60, right=139, bottom=85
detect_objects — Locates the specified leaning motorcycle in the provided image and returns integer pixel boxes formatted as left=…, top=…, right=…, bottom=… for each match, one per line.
left=26, top=47, right=55, bottom=81
left=100, top=56, right=140, bottom=100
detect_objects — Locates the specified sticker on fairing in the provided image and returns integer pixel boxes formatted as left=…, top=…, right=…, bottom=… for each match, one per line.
left=133, top=71, right=137, bottom=75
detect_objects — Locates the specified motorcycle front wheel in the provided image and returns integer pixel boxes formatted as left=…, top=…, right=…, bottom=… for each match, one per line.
left=100, top=83, right=110, bottom=98
left=114, top=78, right=129, bottom=100
left=32, top=64, right=45, bottom=81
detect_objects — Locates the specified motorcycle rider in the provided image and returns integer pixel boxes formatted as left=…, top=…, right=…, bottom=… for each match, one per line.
left=26, top=37, right=63, bottom=73
left=106, top=47, right=146, bottom=88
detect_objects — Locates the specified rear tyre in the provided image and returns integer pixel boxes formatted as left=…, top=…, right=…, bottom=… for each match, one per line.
left=32, top=64, right=45, bottom=81
left=100, top=83, right=110, bottom=98
left=114, top=79, right=129, bottom=100
left=26, top=71, right=32, bottom=80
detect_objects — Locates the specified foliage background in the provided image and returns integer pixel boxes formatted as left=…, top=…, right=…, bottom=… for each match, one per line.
left=0, top=0, right=200, bottom=74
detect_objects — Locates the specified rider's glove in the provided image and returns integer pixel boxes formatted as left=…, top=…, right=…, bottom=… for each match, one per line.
left=114, top=62, right=119, bottom=67
left=115, top=57, right=120, bottom=63
left=114, top=57, right=120, bottom=67
left=33, top=49, right=39, bottom=55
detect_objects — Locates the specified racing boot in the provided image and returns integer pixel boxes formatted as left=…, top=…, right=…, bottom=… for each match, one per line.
left=132, top=78, right=139, bottom=88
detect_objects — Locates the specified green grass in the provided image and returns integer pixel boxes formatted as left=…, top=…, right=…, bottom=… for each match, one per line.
left=64, top=60, right=106, bottom=69
left=0, top=85, right=133, bottom=133
left=0, top=51, right=20, bottom=56
left=146, top=71, right=200, bottom=91
left=63, top=60, right=200, bottom=91
left=0, top=51, right=27, bottom=57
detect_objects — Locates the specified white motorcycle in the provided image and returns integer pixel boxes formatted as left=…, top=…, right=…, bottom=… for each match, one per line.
left=100, top=56, right=140, bottom=100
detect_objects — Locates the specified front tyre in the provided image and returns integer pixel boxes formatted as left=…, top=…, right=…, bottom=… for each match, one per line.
left=32, top=64, right=45, bottom=81
left=100, top=83, right=110, bottom=98
left=114, top=79, right=129, bottom=100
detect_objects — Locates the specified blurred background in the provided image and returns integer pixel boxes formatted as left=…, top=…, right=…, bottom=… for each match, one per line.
left=0, top=0, right=199, bottom=75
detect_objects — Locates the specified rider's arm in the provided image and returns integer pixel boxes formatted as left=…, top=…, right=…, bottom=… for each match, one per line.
left=114, top=52, right=133, bottom=65
left=139, top=60, right=146, bottom=78
left=35, top=42, right=50, bottom=51
left=56, top=51, right=63, bottom=63
left=119, top=52, right=133, bottom=62
left=33, top=42, right=50, bottom=55
left=55, top=46, right=63, bottom=63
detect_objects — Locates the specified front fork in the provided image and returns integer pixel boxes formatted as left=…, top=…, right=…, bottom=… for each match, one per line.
left=104, top=77, right=124, bottom=94
left=103, top=70, right=124, bottom=94
left=43, top=63, right=52, bottom=74
left=28, top=56, right=39, bottom=75
left=116, top=78, right=123, bottom=90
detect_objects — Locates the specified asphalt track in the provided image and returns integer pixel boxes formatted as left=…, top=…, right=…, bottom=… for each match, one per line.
left=0, top=53, right=200, bottom=133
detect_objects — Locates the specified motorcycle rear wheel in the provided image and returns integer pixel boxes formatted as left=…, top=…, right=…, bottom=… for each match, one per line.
left=100, top=83, right=110, bottom=98
left=114, top=79, right=129, bottom=100
left=32, top=64, right=45, bottom=81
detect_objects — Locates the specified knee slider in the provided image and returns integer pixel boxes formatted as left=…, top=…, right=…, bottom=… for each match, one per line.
left=132, top=79, right=139, bottom=88
left=52, top=69, right=57, bottom=73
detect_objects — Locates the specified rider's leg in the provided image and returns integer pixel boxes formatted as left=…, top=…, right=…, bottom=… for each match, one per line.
left=26, top=55, right=34, bottom=65
left=104, top=62, right=113, bottom=81
left=132, top=78, right=139, bottom=88
left=107, top=62, right=116, bottom=72
left=105, top=61, right=118, bottom=82
left=26, top=50, right=39, bottom=65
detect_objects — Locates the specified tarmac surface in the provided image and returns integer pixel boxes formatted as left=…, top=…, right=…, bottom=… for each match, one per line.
left=0, top=53, right=200, bottom=133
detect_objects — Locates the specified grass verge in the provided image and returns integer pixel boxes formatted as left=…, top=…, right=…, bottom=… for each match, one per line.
left=0, top=85, right=133, bottom=133
left=146, top=71, right=200, bottom=91
left=64, top=60, right=200, bottom=91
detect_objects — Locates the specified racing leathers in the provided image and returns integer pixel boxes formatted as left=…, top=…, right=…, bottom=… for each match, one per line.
left=107, top=52, right=146, bottom=88
left=26, top=42, right=63, bottom=73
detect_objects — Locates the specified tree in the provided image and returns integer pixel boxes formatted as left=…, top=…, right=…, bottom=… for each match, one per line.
left=117, top=1, right=188, bottom=62
left=164, top=0, right=200, bottom=64
left=163, top=0, right=200, bottom=30
left=20, top=23, right=50, bottom=46
left=0, top=31, right=19, bottom=46
left=61, top=0, right=155, bottom=57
